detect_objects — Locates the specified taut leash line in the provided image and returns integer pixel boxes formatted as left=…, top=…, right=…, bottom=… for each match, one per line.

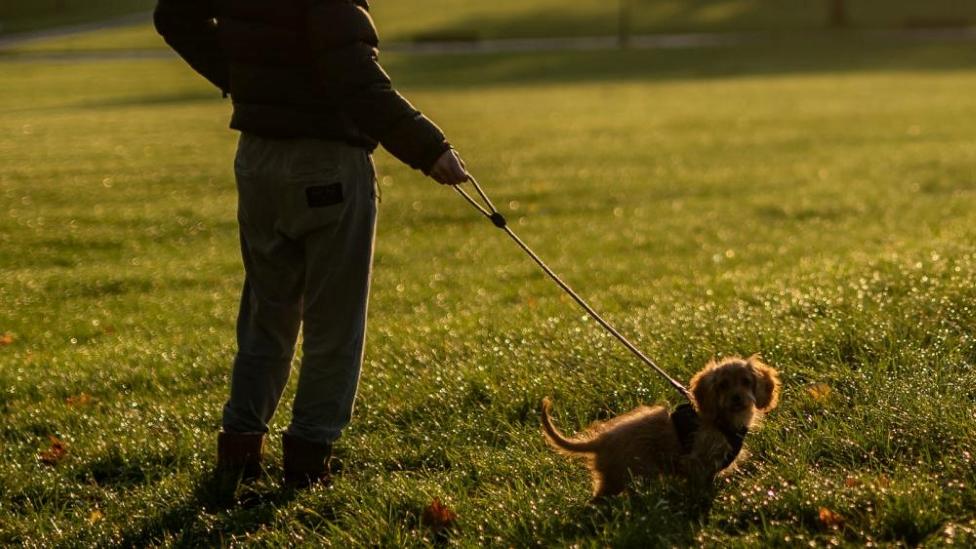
left=453, top=176, right=692, bottom=402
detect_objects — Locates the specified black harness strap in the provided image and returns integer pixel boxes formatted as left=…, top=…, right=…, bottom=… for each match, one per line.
left=670, top=403, right=747, bottom=469
left=671, top=403, right=700, bottom=455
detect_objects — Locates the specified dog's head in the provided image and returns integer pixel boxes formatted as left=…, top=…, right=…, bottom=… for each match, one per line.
left=689, top=355, right=781, bottom=429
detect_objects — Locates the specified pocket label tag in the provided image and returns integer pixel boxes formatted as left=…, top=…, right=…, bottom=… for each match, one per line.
left=305, top=183, right=344, bottom=208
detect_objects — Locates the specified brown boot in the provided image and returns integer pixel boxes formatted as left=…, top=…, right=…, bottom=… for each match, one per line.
left=209, top=432, right=265, bottom=507
left=282, top=433, right=332, bottom=489
left=217, top=432, right=265, bottom=481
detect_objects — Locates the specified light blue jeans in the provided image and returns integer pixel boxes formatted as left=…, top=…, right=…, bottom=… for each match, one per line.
left=221, top=133, right=377, bottom=445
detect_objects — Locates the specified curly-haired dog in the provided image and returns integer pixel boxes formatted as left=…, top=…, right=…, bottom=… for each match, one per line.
left=541, top=356, right=780, bottom=498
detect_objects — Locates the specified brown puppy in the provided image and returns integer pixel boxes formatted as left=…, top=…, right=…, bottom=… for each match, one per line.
left=541, top=356, right=780, bottom=498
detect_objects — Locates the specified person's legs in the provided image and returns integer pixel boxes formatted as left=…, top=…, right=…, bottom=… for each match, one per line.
left=212, top=134, right=307, bottom=502
left=286, top=144, right=377, bottom=447
left=219, top=135, right=376, bottom=488
left=221, top=267, right=303, bottom=434
left=222, top=134, right=305, bottom=437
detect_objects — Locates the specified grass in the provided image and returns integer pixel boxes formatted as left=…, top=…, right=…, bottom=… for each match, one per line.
left=371, top=0, right=976, bottom=41
left=5, top=0, right=976, bottom=52
left=0, top=0, right=152, bottom=35
left=2, top=27, right=976, bottom=547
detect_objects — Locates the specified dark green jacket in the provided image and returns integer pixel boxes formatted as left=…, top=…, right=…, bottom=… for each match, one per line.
left=153, top=0, right=450, bottom=174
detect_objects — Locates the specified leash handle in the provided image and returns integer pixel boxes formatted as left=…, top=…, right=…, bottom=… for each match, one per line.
left=452, top=176, right=692, bottom=402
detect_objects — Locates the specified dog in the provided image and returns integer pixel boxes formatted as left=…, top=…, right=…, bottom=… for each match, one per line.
left=541, top=356, right=780, bottom=499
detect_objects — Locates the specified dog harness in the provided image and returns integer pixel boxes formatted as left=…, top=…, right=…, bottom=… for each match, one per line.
left=670, top=403, right=747, bottom=470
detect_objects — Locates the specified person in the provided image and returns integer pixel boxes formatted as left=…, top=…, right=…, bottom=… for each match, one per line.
left=154, top=0, right=468, bottom=493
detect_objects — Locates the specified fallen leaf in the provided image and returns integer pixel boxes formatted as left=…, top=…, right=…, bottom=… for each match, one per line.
left=39, top=435, right=68, bottom=465
left=806, top=382, right=832, bottom=401
left=844, top=476, right=860, bottom=488
left=66, top=393, right=93, bottom=407
left=0, top=333, right=13, bottom=346
left=818, top=507, right=844, bottom=529
left=89, top=509, right=104, bottom=524
left=422, top=497, right=458, bottom=534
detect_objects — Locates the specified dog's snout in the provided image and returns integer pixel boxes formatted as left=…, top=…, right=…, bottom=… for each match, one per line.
left=729, top=391, right=756, bottom=410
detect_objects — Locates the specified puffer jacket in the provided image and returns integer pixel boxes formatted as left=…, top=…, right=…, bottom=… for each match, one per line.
left=153, top=0, right=451, bottom=174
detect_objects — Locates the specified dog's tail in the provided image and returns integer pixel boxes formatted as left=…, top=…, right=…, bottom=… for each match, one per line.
left=540, top=397, right=600, bottom=454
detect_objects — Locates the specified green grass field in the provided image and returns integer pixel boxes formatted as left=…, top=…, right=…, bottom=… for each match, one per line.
left=3, top=25, right=976, bottom=547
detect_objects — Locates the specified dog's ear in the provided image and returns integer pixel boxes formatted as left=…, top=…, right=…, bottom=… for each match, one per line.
left=749, top=355, right=781, bottom=411
left=690, top=362, right=717, bottom=420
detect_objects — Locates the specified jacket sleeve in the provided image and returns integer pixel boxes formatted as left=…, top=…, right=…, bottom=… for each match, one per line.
left=307, top=0, right=451, bottom=174
left=153, top=0, right=229, bottom=94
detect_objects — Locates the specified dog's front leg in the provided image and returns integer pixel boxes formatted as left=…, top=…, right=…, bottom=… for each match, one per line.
left=680, top=454, right=715, bottom=490
left=681, top=431, right=730, bottom=508
left=677, top=455, right=717, bottom=516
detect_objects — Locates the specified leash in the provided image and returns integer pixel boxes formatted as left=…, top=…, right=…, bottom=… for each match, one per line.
left=452, top=176, right=692, bottom=402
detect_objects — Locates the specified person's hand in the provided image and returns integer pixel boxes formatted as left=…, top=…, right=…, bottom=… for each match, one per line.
left=429, top=149, right=468, bottom=185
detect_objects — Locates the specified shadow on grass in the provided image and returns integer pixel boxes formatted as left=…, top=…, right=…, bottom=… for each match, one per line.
left=388, top=33, right=976, bottom=90
left=536, top=478, right=716, bottom=545
left=115, top=474, right=311, bottom=547
left=402, top=0, right=975, bottom=43
left=75, top=450, right=176, bottom=487
left=402, top=0, right=825, bottom=43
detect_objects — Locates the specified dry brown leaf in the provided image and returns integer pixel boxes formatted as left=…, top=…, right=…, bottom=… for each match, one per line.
left=0, top=333, right=13, bottom=346
left=806, top=382, right=832, bottom=401
left=818, top=507, right=845, bottom=529
left=66, top=393, right=93, bottom=407
left=422, top=497, right=458, bottom=533
left=39, top=435, right=68, bottom=465
left=844, top=476, right=860, bottom=488
left=88, top=509, right=104, bottom=524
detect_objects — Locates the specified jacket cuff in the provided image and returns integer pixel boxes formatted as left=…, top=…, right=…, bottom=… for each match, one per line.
left=380, top=112, right=452, bottom=174
left=419, top=139, right=453, bottom=175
